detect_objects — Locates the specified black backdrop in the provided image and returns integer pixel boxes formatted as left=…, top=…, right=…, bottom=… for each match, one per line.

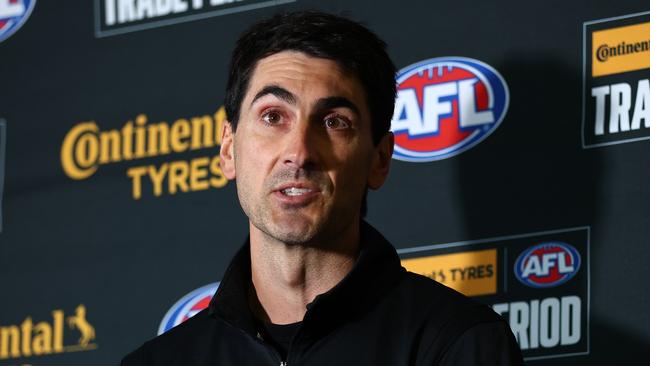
left=1, top=0, right=649, bottom=365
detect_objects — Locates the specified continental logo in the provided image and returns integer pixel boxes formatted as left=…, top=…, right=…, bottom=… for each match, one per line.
left=401, top=249, right=497, bottom=296
left=592, top=21, right=650, bottom=77
left=583, top=11, right=650, bottom=148
left=61, top=107, right=228, bottom=200
left=0, top=304, right=97, bottom=361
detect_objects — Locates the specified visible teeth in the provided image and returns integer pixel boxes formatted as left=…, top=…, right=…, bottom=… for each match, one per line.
left=282, top=187, right=311, bottom=196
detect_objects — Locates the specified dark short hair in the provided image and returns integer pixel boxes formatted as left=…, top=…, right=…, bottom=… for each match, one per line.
left=224, top=11, right=397, bottom=145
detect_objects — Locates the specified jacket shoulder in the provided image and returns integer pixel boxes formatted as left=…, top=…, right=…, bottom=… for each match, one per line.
left=393, top=272, right=518, bottom=364
left=121, top=345, right=144, bottom=366
left=120, top=309, right=219, bottom=365
left=396, top=270, right=505, bottom=330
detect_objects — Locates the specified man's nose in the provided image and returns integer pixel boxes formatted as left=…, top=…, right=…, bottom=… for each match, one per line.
left=281, top=119, right=318, bottom=169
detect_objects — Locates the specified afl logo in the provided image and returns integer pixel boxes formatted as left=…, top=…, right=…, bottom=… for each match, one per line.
left=391, top=57, right=509, bottom=162
left=514, top=242, right=581, bottom=288
left=0, top=0, right=36, bottom=43
left=158, top=282, right=219, bottom=335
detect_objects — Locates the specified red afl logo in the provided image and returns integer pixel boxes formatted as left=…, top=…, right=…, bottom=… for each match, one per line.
left=391, top=57, right=509, bottom=162
left=514, top=242, right=581, bottom=288
left=158, top=282, right=219, bottom=334
left=0, top=0, right=35, bottom=43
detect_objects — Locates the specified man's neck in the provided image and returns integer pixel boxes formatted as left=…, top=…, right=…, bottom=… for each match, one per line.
left=249, top=222, right=361, bottom=325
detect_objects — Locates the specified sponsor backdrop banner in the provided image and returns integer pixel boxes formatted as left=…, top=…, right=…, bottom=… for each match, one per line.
left=1, top=0, right=648, bottom=365
left=400, top=227, right=590, bottom=361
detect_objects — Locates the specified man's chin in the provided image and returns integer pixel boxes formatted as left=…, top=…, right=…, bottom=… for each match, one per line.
left=258, top=214, right=322, bottom=246
left=267, top=223, right=318, bottom=245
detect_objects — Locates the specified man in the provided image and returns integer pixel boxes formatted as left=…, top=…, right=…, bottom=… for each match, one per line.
left=122, top=11, right=523, bottom=366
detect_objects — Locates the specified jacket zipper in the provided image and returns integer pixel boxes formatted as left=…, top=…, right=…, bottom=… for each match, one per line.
left=254, top=330, right=289, bottom=366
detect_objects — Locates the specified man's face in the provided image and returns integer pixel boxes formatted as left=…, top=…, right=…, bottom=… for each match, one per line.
left=221, top=51, right=392, bottom=245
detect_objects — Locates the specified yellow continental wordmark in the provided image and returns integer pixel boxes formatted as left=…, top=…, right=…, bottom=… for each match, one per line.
left=592, top=21, right=650, bottom=77
left=61, top=107, right=229, bottom=199
left=61, top=107, right=226, bottom=180
left=0, top=304, right=97, bottom=360
left=401, top=249, right=497, bottom=296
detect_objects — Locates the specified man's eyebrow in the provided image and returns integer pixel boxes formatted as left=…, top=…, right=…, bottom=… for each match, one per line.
left=251, top=85, right=296, bottom=106
left=313, top=96, right=360, bottom=116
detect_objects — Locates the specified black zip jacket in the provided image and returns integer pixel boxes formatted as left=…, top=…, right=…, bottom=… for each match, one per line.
left=122, top=222, right=523, bottom=366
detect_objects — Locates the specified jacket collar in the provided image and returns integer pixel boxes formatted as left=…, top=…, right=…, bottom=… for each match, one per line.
left=208, top=221, right=404, bottom=338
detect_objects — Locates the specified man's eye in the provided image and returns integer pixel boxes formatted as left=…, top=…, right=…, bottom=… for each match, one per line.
left=261, top=111, right=282, bottom=125
left=324, top=116, right=350, bottom=130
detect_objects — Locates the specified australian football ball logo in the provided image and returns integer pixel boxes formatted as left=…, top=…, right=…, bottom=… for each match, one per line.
left=391, top=57, right=509, bottom=162
left=0, top=0, right=36, bottom=43
left=158, top=282, right=220, bottom=334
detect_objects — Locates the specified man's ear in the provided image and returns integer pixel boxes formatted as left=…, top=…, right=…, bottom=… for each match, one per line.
left=220, top=121, right=236, bottom=180
left=367, top=132, right=394, bottom=190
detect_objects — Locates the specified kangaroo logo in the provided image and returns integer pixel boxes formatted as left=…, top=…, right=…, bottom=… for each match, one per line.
left=67, top=304, right=96, bottom=347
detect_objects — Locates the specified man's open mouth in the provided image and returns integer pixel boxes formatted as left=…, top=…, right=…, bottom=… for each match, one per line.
left=281, top=187, right=314, bottom=196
